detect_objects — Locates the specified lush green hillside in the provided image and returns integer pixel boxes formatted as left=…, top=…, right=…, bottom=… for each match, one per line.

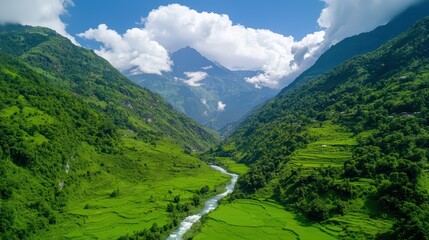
left=0, top=24, right=224, bottom=239
left=0, top=25, right=219, bottom=150
left=206, top=18, right=429, bottom=239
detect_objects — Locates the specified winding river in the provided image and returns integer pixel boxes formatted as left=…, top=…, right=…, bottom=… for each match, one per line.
left=166, top=165, right=238, bottom=240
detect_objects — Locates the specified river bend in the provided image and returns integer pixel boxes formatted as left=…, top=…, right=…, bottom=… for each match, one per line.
left=166, top=165, right=238, bottom=240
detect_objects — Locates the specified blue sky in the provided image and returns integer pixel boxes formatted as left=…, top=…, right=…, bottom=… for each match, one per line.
left=0, top=0, right=421, bottom=88
left=65, top=0, right=325, bottom=40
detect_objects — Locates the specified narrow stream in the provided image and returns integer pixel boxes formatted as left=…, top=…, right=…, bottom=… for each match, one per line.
left=166, top=165, right=238, bottom=240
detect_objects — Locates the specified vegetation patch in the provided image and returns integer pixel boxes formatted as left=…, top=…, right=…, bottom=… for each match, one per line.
left=193, top=199, right=336, bottom=240
left=39, top=138, right=229, bottom=240
left=290, top=123, right=357, bottom=169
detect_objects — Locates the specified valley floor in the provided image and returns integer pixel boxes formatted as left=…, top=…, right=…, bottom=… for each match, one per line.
left=194, top=199, right=336, bottom=240
left=34, top=133, right=229, bottom=239
left=188, top=123, right=394, bottom=239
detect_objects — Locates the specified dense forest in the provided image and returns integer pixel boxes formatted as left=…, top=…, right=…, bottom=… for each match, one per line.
left=212, top=18, right=429, bottom=239
left=0, top=25, right=219, bottom=239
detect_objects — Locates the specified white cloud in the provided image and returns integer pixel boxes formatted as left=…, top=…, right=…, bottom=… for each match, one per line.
left=245, top=30, right=325, bottom=88
left=202, top=65, right=213, bottom=70
left=181, top=71, right=208, bottom=87
left=0, top=0, right=78, bottom=45
left=318, top=0, right=422, bottom=45
left=278, top=0, right=422, bottom=86
left=78, top=24, right=172, bottom=75
left=143, top=4, right=325, bottom=88
left=217, top=101, right=226, bottom=111
left=79, top=1, right=421, bottom=88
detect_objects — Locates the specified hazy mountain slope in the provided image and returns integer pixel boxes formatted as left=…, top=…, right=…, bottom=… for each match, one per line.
left=212, top=18, right=429, bottom=239
left=129, top=47, right=277, bottom=131
left=0, top=25, right=224, bottom=239
left=280, top=0, right=429, bottom=95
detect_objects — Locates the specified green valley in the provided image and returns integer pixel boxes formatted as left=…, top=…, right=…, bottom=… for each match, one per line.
left=0, top=25, right=226, bottom=239
left=41, top=137, right=229, bottom=239
left=1, top=2, right=429, bottom=240
left=192, top=17, right=429, bottom=240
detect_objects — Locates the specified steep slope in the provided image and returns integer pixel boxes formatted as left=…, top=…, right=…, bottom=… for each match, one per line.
left=209, top=18, right=429, bottom=239
left=280, top=0, right=429, bottom=95
left=0, top=25, right=218, bottom=150
left=129, top=47, right=277, bottom=131
left=0, top=25, right=225, bottom=239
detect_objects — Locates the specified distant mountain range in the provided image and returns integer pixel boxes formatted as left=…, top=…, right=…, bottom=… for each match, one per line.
left=128, top=47, right=277, bottom=131
left=128, top=1, right=429, bottom=133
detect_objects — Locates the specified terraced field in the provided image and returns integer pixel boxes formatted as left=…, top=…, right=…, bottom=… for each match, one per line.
left=37, top=132, right=229, bottom=239
left=193, top=199, right=336, bottom=240
left=189, top=122, right=392, bottom=240
left=290, top=123, right=357, bottom=169
left=321, top=212, right=392, bottom=237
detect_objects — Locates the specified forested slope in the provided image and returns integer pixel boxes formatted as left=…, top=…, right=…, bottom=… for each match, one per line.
left=215, top=18, right=429, bottom=239
left=0, top=25, right=220, bottom=239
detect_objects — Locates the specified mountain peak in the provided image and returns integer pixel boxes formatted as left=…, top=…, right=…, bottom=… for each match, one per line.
left=170, top=46, right=229, bottom=74
left=175, top=46, right=200, bottom=54
left=171, top=46, right=209, bottom=66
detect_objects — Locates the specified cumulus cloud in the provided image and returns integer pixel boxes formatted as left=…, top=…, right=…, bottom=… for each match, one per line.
left=143, top=4, right=326, bottom=88
left=245, top=30, right=325, bottom=88
left=217, top=101, right=226, bottom=111
left=80, top=1, right=421, bottom=88
left=278, top=0, right=422, bottom=85
left=78, top=24, right=172, bottom=75
left=0, top=0, right=78, bottom=44
left=181, top=71, right=208, bottom=87
left=318, top=0, right=422, bottom=45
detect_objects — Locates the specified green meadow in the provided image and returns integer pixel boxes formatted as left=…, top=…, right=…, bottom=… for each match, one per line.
left=211, top=156, right=250, bottom=175
left=190, top=122, right=392, bottom=239
left=193, top=199, right=336, bottom=240
left=38, top=132, right=229, bottom=239
left=290, top=123, right=357, bottom=169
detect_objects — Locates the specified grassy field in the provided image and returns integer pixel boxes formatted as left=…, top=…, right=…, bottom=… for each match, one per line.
left=212, top=157, right=250, bottom=175
left=192, top=199, right=336, bottom=240
left=190, top=196, right=391, bottom=239
left=188, top=122, right=391, bottom=240
left=290, top=123, right=357, bottom=169
left=37, top=122, right=392, bottom=239
left=37, top=131, right=229, bottom=239
left=321, top=212, right=392, bottom=238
